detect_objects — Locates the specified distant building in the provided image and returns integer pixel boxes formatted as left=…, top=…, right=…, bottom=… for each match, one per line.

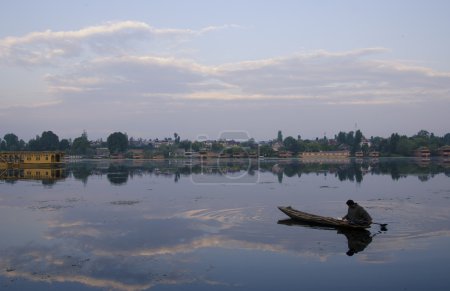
left=151, top=139, right=174, bottom=148
left=233, top=152, right=247, bottom=159
left=184, top=151, right=200, bottom=158
left=174, top=148, right=186, bottom=157
left=355, top=151, right=364, bottom=158
left=151, top=154, right=165, bottom=160
left=95, top=147, right=110, bottom=158
left=300, top=150, right=350, bottom=159
left=110, top=153, right=125, bottom=159
left=278, top=151, right=293, bottom=158
left=248, top=152, right=258, bottom=159
left=369, top=151, right=380, bottom=158
left=360, top=139, right=371, bottom=148
left=128, top=149, right=144, bottom=159
left=415, top=147, right=431, bottom=159
left=203, top=151, right=219, bottom=159
left=271, top=142, right=283, bottom=152
left=438, top=145, right=450, bottom=158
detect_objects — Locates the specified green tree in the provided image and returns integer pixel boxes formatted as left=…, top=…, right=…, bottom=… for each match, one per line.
left=19, top=139, right=26, bottom=150
left=211, top=141, right=224, bottom=153
left=59, top=139, right=71, bottom=151
left=259, top=144, right=274, bottom=157
left=346, top=131, right=355, bottom=150
left=277, top=130, right=283, bottom=143
left=72, top=132, right=91, bottom=155
left=336, top=132, right=346, bottom=144
left=389, top=133, right=400, bottom=155
left=354, top=130, right=363, bottom=151
left=443, top=133, right=450, bottom=145
left=283, top=136, right=300, bottom=153
left=174, top=133, right=181, bottom=144
left=416, top=130, right=430, bottom=138
left=304, top=141, right=321, bottom=152
left=39, top=131, right=60, bottom=150
left=397, top=136, right=414, bottom=156
left=27, top=135, right=41, bottom=151
left=361, top=143, right=369, bottom=155
left=178, top=140, right=192, bottom=151
left=107, top=132, right=128, bottom=154
left=191, top=141, right=202, bottom=152
left=296, top=140, right=307, bottom=152
left=3, top=133, right=20, bottom=151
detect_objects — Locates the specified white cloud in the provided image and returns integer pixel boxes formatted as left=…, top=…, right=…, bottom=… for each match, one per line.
left=45, top=55, right=213, bottom=96
left=1, top=22, right=450, bottom=140
left=0, top=21, right=235, bottom=66
left=44, top=47, right=450, bottom=106
left=2, top=21, right=449, bottom=107
left=213, top=49, right=450, bottom=104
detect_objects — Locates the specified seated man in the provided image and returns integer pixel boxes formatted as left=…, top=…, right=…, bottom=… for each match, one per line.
left=343, top=200, right=372, bottom=226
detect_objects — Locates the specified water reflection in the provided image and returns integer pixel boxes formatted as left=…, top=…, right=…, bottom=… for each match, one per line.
left=338, top=229, right=373, bottom=256
left=1, top=159, right=449, bottom=187
left=56, top=158, right=450, bottom=186
left=0, top=167, right=66, bottom=185
left=278, top=219, right=374, bottom=256
left=106, top=164, right=129, bottom=185
left=1, top=158, right=449, bottom=291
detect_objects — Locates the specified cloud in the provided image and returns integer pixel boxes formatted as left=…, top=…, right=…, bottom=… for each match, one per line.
left=45, top=55, right=213, bottom=96
left=0, top=21, right=234, bottom=66
left=43, top=47, right=450, bottom=106
left=212, top=49, right=450, bottom=104
left=1, top=21, right=449, bottom=109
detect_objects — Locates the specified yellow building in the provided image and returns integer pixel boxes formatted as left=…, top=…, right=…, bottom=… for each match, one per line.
left=0, top=151, right=65, bottom=167
left=300, top=150, right=350, bottom=159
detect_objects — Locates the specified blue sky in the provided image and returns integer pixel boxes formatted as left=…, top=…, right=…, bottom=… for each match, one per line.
left=1, top=0, right=449, bottom=141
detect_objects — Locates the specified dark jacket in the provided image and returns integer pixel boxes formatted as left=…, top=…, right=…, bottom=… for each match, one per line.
left=343, top=203, right=372, bottom=225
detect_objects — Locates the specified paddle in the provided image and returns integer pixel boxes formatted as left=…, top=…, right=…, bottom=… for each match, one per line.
left=372, top=222, right=388, bottom=231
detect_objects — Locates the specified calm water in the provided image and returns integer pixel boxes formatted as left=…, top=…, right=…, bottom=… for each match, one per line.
left=1, top=159, right=450, bottom=291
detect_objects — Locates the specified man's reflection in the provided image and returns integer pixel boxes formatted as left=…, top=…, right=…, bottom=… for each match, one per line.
left=278, top=219, right=374, bottom=256
left=337, top=229, right=372, bottom=256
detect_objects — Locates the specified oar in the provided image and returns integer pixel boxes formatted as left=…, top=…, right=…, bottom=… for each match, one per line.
left=372, top=222, right=388, bottom=231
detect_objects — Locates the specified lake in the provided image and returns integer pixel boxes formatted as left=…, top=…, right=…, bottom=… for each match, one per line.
left=1, top=158, right=450, bottom=290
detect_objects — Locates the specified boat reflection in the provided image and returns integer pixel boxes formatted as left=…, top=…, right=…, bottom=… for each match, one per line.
left=0, top=167, right=66, bottom=185
left=278, top=219, right=373, bottom=256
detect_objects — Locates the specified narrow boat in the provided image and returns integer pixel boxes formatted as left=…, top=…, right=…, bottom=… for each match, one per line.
left=278, top=206, right=370, bottom=229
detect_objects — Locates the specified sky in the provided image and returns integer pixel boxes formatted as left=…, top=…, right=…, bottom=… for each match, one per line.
left=1, top=0, right=449, bottom=141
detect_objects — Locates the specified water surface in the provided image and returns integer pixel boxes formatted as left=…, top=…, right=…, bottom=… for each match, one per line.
left=1, top=159, right=449, bottom=290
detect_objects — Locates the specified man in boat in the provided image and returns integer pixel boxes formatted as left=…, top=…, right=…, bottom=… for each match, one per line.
left=343, top=200, right=372, bottom=226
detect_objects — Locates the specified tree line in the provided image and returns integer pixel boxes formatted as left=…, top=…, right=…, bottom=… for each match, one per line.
left=1, top=129, right=450, bottom=157
left=0, top=131, right=128, bottom=156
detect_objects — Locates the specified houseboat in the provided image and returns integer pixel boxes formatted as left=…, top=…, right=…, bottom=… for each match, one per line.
left=438, top=145, right=450, bottom=159
left=415, top=147, right=431, bottom=159
left=0, top=151, right=65, bottom=168
left=354, top=151, right=364, bottom=158
left=369, top=151, right=380, bottom=158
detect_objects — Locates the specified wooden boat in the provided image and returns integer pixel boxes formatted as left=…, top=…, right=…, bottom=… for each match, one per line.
left=278, top=206, right=370, bottom=229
